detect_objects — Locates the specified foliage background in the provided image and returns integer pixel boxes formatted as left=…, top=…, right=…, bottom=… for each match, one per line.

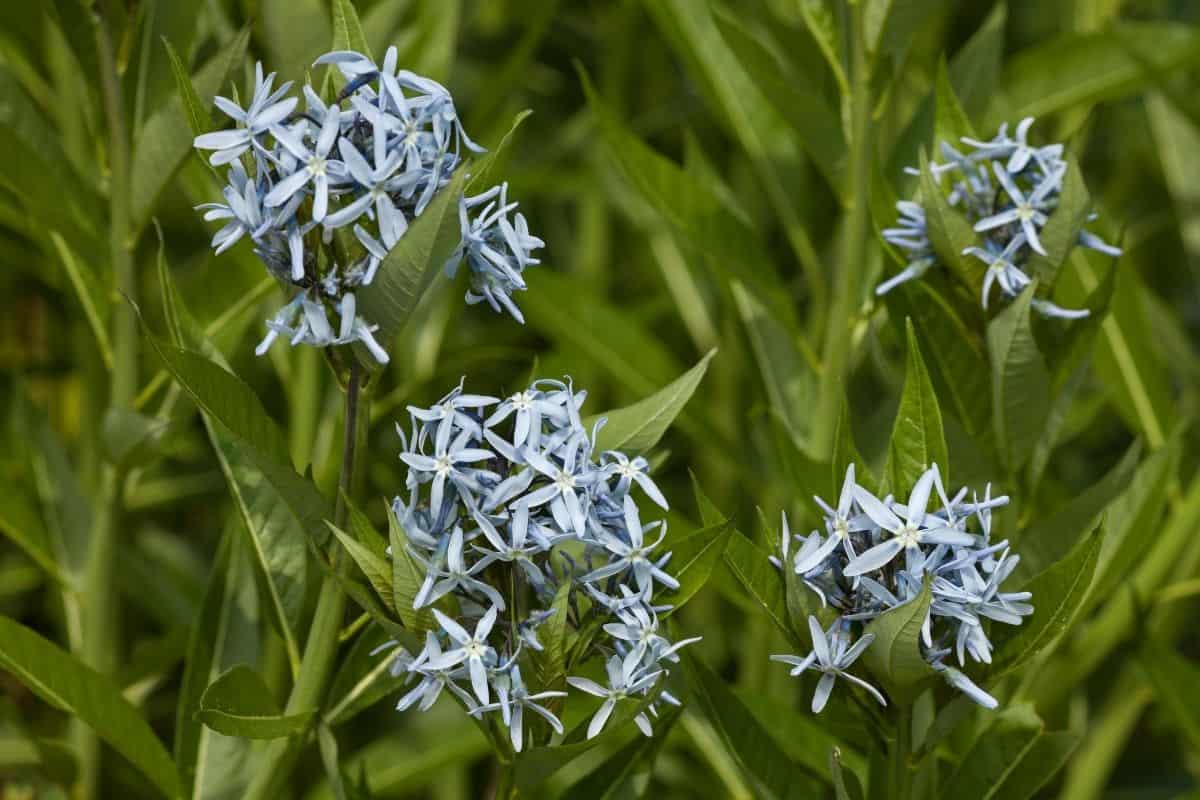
left=0, top=0, right=1198, bottom=797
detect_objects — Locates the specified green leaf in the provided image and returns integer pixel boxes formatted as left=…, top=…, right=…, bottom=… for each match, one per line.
left=357, top=167, right=468, bottom=350
left=731, top=281, right=816, bottom=451
left=0, top=614, right=179, bottom=797
left=466, top=110, right=532, bottom=195
left=162, top=38, right=210, bottom=138
left=0, top=490, right=67, bottom=585
left=388, top=506, right=437, bottom=634
left=559, top=706, right=682, bottom=799
left=48, top=231, right=112, bottom=371
left=987, top=285, right=1051, bottom=472
left=1024, top=155, right=1091, bottom=287
left=1140, top=641, right=1200, bottom=753
left=884, top=320, right=949, bottom=494
left=992, top=527, right=1102, bottom=676
left=1014, top=442, right=1139, bottom=583
left=989, top=731, right=1080, bottom=800
left=662, top=519, right=732, bottom=614
left=918, top=149, right=985, bottom=293
left=883, top=280, right=991, bottom=439
left=130, top=27, right=250, bottom=233
left=941, top=705, right=1043, bottom=800
left=326, top=625, right=412, bottom=726
left=589, top=348, right=716, bottom=452
left=934, top=57, right=977, bottom=144
left=829, top=747, right=865, bottom=800
left=686, top=651, right=823, bottom=799
left=833, top=396, right=877, bottom=497
left=329, top=522, right=394, bottom=611
left=530, top=580, right=571, bottom=694
left=100, top=407, right=173, bottom=469
left=997, top=23, right=1200, bottom=121
left=175, top=525, right=262, bottom=800
left=861, top=578, right=934, bottom=702
left=331, top=0, right=373, bottom=62
left=197, top=665, right=314, bottom=739
left=723, top=531, right=795, bottom=645
left=866, top=0, right=942, bottom=62
left=712, top=10, right=846, bottom=193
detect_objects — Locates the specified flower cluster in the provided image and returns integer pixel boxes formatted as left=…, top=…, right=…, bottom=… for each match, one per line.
left=771, top=464, right=1032, bottom=712
left=380, top=379, right=697, bottom=751
left=878, top=117, right=1120, bottom=318
left=193, top=50, right=542, bottom=364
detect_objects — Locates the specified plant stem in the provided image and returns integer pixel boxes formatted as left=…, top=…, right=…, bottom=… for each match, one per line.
left=813, top=0, right=873, bottom=457
left=244, top=362, right=369, bottom=800
left=76, top=4, right=136, bottom=798
left=892, top=705, right=913, bottom=800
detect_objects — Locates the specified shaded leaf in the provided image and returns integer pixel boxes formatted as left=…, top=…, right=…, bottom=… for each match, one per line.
left=197, top=664, right=314, bottom=739
left=861, top=578, right=934, bottom=702
left=0, top=615, right=179, bottom=797
left=987, top=285, right=1051, bottom=472
left=589, top=348, right=716, bottom=452
left=941, top=705, right=1043, bottom=799
left=885, top=320, right=949, bottom=494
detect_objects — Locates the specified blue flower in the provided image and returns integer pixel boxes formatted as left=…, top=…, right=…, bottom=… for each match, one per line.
left=471, top=665, right=566, bottom=752
left=193, top=63, right=297, bottom=165
left=771, top=617, right=885, bottom=713
left=567, top=655, right=663, bottom=739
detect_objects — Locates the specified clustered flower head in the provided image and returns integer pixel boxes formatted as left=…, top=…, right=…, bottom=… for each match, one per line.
left=878, top=117, right=1121, bottom=318
left=379, top=378, right=697, bottom=751
left=192, top=50, right=543, bottom=364
left=771, top=464, right=1032, bottom=712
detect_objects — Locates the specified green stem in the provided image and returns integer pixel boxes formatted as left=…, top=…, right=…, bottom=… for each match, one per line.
left=812, top=0, right=873, bottom=457
left=892, top=705, right=913, bottom=800
left=244, top=362, right=369, bottom=800
left=76, top=4, right=136, bottom=798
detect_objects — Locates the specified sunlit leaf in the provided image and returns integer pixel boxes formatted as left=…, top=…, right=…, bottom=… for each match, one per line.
left=589, top=348, right=716, bottom=452
left=197, top=664, right=314, bottom=739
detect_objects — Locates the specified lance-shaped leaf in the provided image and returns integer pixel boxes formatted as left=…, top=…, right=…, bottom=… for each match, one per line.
left=560, top=706, right=682, bottom=799
left=861, top=578, right=934, bottom=702
left=919, top=149, right=985, bottom=292
left=530, top=581, right=572, bottom=694
left=467, top=110, right=532, bottom=195
left=661, top=518, right=732, bottom=614
left=175, top=522, right=263, bottom=798
left=357, top=167, right=467, bottom=349
left=989, top=731, right=1080, bottom=800
left=723, top=531, right=795, bottom=646
left=686, top=651, right=824, bottom=799
left=331, top=0, right=372, bottom=59
left=131, top=27, right=250, bottom=232
left=1140, top=640, right=1200, bottom=753
left=884, top=320, right=949, bottom=495
left=329, top=522, right=394, bottom=611
left=0, top=615, right=179, bottom=798
left=1024, top=155, right=1091, bottom=286
left=588, top=349, right=717, bottom=452
left=197, top=664, right=314, bottom=739
left=326, top=626, right=412, bottom=726
left=992, top=526, right=1102, bottom=676
left=988, top=285, right=1051, bottom=472
left=387, top=506, right=436, bottom=634
left=941, top=705, right=1044, bottom=799
left=833, top=396, right=877, bottom=497
left=934, top=57, right=977, bottom=145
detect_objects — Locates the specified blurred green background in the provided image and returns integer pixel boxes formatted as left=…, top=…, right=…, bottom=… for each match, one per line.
left=1, top=0, right=1199, bottom=797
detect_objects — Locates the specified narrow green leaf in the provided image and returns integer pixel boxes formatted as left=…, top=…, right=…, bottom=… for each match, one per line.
left=388, top=506, right=437, bottom=634
left=1140, top=641, right=1200, bottom=753
left=559, top=706, right=682, bottom=799
left=329, top=522, right=395, bottom=611
left=589, top=349, right=717, bottom=452
left=330, top=0, right=373, bottom=62
left=723, top=532, right=795, bottom=645
left=997, top=23, right=1200, bottom=121
left=687, top=651, right=823, bottom=799
left=466, top=110, right=532, bottom=195
left=0, top=491, right=66, bottom=585
left=941, top=705, right=1043, bottom=799
left=992, top=527, right=1102, bottom=676
left=662, top=519, right=732, bottom=614
left=1014, top=442, right=1139, bottom=583
left=918, top=150, right=985, bottom=294
left=934, top=57, right=977, bottom=144
left=48, top=231, right=112, bottom=370
left=130, top=27, right=250, bottom=232
left=712, top=10, right=846, bottom=192
left=861, top=578, right=934, bottom=702
left=989, top=731, right=1079, bottom=800
left=530, top=581, right=571, bottom=694
left=829, top=746, right=865, bottom=800
left=731, top=281, right=816, bottom=451
left=326, top=625, right=412, bottom=726
left=0, top=615, right=179, bottom=797
left=1024, top=155, right=1091, bottom=286
left=987, top=285, right=1051, bottom=472
left=162, top=38, right=210, bottom=138
left=885, top=320, right=949, bottom=494
left=358, top=167, right=467, bottom=349
left=833, top=397, right=876, bottom=497
left=197, top=664, right=314, bottom=739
